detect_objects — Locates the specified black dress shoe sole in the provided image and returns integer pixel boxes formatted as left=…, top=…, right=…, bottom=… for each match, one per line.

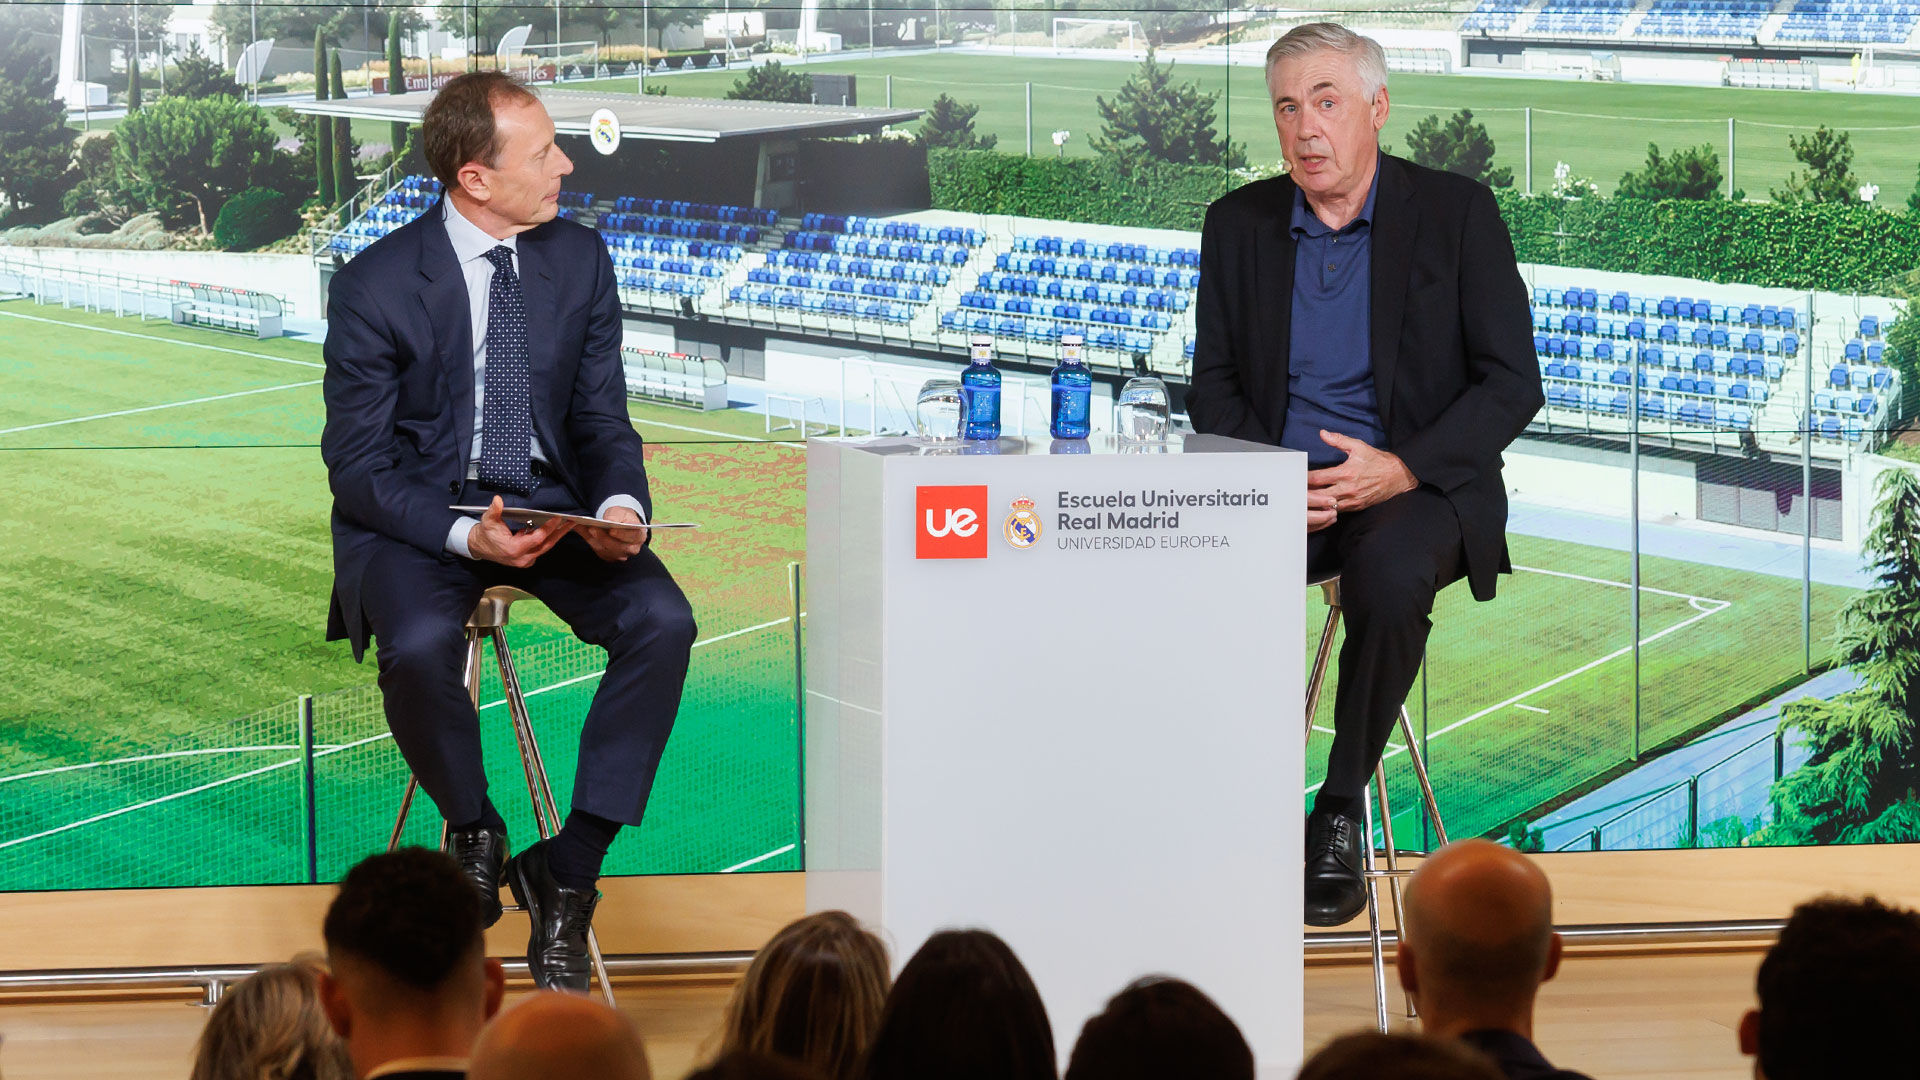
left=1304, top=882, right=1370, bottom=927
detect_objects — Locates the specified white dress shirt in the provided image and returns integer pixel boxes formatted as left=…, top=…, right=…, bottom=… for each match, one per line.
left=441, top=200, right=644, bottom=558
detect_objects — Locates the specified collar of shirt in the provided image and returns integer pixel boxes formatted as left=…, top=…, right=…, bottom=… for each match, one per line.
left=443, top=197, right=516, bottom=271
left=1291, top=153, right=1381, bottom=240
left=365, top=1056, right=470, bottom=1079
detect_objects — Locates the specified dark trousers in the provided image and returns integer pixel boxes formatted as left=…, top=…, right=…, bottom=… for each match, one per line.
left=360, top=477, right=697, bottom=829
left=1308, top=487, right=1466, bottom=809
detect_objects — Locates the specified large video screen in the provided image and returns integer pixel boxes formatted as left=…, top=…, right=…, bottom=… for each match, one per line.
left=3, top=0, right=1916, bottom=891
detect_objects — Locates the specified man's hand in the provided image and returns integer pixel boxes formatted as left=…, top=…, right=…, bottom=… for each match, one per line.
left=1306, top=430, right=1418, bottom=516
left=578, top=505, right=649, bottom=563
left=1307, top=489, right=1339, bottom=533
left=467, top=497, right=571, bottom=568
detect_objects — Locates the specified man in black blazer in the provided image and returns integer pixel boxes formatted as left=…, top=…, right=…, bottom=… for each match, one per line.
left=1187, top=23, right=1542, bottom=925
left=322, top=72, right=696, bottom=987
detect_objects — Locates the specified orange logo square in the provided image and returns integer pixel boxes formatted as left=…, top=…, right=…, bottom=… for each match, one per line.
left=916, top=485, right=989, bottom=559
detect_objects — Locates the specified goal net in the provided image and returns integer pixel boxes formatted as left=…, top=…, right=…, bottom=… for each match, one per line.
left=1051, top=17, right=1146, bottom=52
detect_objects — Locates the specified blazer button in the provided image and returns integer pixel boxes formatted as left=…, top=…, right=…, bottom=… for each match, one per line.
left=449, top=481, right=460, bottom=495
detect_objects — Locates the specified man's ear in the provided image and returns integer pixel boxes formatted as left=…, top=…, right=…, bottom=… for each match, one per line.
left=482, top=957, right=506, bottom=1019
left=1372, top=86, right=1391, bottom=132
left=1395, top=938, right=1419, bottom=998
left=318, top=968, right=353, bottom=1040
left=1540, top=932, right=1564, bottom=984
left=456, top=161, right=489, bottom=203
left=1738, top=1008, right=1761, bottom=1058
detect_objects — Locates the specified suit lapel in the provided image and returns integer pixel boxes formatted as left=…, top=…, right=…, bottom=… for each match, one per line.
left=1369, top=154, right=1416, bottom=435
left=414, top=202, right=475, bottom=460
left=515, top=226, right=556, bottom=428
left=1257, top=176, right=1297, bottom=406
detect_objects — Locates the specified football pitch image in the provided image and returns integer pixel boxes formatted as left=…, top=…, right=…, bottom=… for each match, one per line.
left=0, top=301, right=1857, bottom=890
left=580, top=54, right=1920, bottom=198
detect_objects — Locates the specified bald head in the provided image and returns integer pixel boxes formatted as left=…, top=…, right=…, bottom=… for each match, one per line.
left=1399, top=840, right=1558, bottom=1027
left=469, top=993, right=651, bottom=1080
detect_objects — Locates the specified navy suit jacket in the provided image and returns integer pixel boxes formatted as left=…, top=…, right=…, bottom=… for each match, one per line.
left=321, top=199, right=650, bottom=659
left=1187, top=153, right=1544, bottom=602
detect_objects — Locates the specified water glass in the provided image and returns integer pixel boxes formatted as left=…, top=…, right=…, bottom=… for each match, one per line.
left=914, top=378, right=963, bottom=441
left=1115, top=376, right=1171, bottom=441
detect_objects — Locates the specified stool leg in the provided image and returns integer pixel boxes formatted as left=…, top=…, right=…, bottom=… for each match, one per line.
left=1374, top=764, right=1416, bottom=1021
left=387, top=778, right=419, bottom=852
left=491, top=629, right=617, bottom=1007
left=1398, top=705, right=1449, bottom=847
left=1360, top=785, right=1389, bottom=1034
left=1304, top=602, right=1341, bottom=740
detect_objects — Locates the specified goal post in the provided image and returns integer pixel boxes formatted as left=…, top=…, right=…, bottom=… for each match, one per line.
left=497, top=39, right=600, bottom=84
left=1051, top=16, right=1146, bottom=52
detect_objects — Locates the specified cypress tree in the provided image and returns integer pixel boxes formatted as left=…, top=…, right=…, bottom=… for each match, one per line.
left=386, top=13, right=408, bottom=162
left=126, top=53, right=142, bottom=111
left=314, top=30, right=333, bottom=204
left=330, top=49, right=354, bottom=208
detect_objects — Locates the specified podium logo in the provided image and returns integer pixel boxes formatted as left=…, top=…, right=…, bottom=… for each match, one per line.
left=916, top=485, right=989, bottom=559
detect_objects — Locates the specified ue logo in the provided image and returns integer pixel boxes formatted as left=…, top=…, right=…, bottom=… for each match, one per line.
left=916, top=485, right=989, bottom=560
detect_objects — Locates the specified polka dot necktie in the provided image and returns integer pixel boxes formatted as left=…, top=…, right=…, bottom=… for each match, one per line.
left=478, top=245, right=536, bottom=496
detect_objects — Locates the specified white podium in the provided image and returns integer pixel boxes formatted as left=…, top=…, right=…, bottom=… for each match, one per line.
left=804, top=433, right=1305, bottom=1077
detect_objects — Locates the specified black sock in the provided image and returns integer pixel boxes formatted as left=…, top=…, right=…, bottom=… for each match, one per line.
left=546, top=809, right=621, bottom=890
left=1312, top=792, right=1361, bottom=821
left=452, top=796, right=507, bottom=834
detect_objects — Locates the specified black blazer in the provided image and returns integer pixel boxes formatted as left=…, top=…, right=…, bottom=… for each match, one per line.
left=321, top=199, right=650, bottom=658
left=1187, top=152, right=1543, bottom=602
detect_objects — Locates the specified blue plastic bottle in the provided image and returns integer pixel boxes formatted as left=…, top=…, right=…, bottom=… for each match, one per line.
left=960, top=335, right=1002, bottom=441
left=1050, top=334, right=1092, bottom=439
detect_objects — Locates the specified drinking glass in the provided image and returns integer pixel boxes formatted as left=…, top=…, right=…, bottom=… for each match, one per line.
left=1115, top=376, right=1171, bottom=441
left=914, top=378, right=963, bottom=441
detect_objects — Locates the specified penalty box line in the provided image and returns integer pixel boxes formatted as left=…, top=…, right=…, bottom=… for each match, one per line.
left=1303, top=564, right=1734, bottom=796
left=0, top=614, right=803, bottom=856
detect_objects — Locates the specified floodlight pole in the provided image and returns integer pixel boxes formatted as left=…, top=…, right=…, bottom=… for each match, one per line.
left=249, top=0, right=257, bottom=104
left=554, top=0, right=561, bottom=57
left=132, top=0, right=140, bottom=109
left=869, top=0, right=875, bottom=56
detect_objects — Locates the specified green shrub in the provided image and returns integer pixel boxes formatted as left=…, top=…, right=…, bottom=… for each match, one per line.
left=211, top=186, right=300, bottom=250
left=928, top=148, right=1233, bottom=232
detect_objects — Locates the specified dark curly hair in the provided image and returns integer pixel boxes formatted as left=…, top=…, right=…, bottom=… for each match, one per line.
left=1755, top=895, right=1920, bottom=1080
left=323, top=848, right=483, bottom=992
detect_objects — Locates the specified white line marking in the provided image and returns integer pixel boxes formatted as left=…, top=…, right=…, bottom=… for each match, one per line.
left=0, top=380, right=321, bottom=436
left=0, top=616, right=805, bottom=845
left=0, top=746, right=301, bottom=785
left=1304, top=592, right=1733, bottom=795
left=635, top=417, right=803, bottom=447
left=0, top=309, right=324, bottom=369
left=1515, top=704, right=1551, bottom=714
left=1513, top=564, right=1722, bottom=605
left=721, top=842, right=797, bottom=873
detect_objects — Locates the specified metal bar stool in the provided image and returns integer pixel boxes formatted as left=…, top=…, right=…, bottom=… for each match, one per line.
left=1305, top=570, right=1449, bottom=1032
left=388, top=585, right=617, bottom=1005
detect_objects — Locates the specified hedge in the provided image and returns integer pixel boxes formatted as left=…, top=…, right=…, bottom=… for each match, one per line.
left=927, top=146, right=1920, bottom=295
left=212, top=187, right=300, bottom=251
left=927, top=147, right=1233, bottom=233
left=1494, top=191, right=1920, bottom=294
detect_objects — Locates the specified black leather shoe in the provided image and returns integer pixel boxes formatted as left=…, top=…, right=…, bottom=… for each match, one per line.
left=505, top=838, right=599, bottom=992
left=444, top=826, right=507, bottom=929
left=1304, top=810, right=1367, bottom=927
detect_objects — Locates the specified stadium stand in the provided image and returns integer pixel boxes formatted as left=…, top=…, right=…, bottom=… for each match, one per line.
left=1464, top=0, right=1920, bottom=45
left=724, top=213, right=990, bottom=330
left=1776, top=0, right=1920, bottom=42
left=1529, top=0, right=1636, bottom=36
left=1635, top=0, right=1772, bottom=39
left=1463, top=0, right=1530, bottom=31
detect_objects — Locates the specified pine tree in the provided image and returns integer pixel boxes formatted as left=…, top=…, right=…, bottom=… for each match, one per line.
left=1091, top=50, right=1244, bottom=170
left=0, top=40, right=79, bottom=221
left=167, top=41, right=241, bottom=99
left=725, top=60, right=813, bottom=104
left=114, top=93, right=281, bottom=231
left=1773, top=125, right=1861, bottom=204
left=314, top=31, right=334, bottom=204
left=1617, top=143, right=1722, bottom=200
left=330, top=49, right=355, bottom=207
left=1403, top=108, right=1512, bottom=188
left=917, top=93, right=997, bottom=151
left=1763, top=468, right=1920, bottom=844
left=1906, top=159, right=1920, bottom=213
left=387, top=13, right=408, bottom=161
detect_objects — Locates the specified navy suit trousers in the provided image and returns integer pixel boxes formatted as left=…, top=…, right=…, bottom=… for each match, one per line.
left=360, top=477, right=697, bottom=828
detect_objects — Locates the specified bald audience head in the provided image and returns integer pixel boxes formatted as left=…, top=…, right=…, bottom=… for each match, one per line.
left=1397, top=839, right=1560, bottom=1039
left=469, top=992, right=651, bottom=1080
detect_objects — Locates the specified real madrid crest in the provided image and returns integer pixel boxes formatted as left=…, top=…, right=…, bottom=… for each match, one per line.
left=1004, top=496, right=1041, bottom=549
left=588, top=107, right=622, bottom=156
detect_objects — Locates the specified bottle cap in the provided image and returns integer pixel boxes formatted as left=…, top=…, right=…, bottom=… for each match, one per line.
left=1060, top=334, right=1084, bottom=362
left=968, top=335, right=993, bottom=362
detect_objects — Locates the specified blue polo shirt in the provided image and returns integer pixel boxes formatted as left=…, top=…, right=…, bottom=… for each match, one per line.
left=1282, top=162, right=1387, bottom=469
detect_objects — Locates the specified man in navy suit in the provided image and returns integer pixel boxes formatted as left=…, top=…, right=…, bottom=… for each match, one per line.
left=322, top=71, right=696, bottom=990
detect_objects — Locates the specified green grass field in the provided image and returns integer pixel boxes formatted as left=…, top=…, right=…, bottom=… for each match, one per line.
left=0, top=296, right=1858, bottom=890
left=580, top=54, right=1920, bottom=198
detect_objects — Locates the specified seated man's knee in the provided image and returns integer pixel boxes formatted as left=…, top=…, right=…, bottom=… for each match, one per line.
left=605, top=585, right=697, bottom=656
left=1339, top=559, right=1439, bottom=627
left=375, top=617, right=468, bottom=681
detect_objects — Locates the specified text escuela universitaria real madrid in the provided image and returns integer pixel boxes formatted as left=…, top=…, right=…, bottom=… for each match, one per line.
left=1050, top=486, right=1273, bottom=551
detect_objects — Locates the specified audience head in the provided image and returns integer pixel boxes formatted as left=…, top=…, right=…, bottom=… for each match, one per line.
left=1064, top=976, right=1251, bottom=1080
left=688, top=1051, right=829, bottom=1080
left=859, top=928, right=1055, bottom=1080
left=469, top=991, right=651, bottom=1080
left=319, top=848, right=504, bottom=1073
left=1397, top=839, right=1559, bottom=1038
left=1297, top=1032, right=1504, bottom=1080
left=190, top=955, right=353, bottom=1080
left=719, top=910, right=891, bottom=1080
left=1739, top=895, right=1920, bottom=1080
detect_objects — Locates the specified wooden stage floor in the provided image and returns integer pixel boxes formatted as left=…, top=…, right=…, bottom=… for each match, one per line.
left=0, top=949, right=1761, bottom=1080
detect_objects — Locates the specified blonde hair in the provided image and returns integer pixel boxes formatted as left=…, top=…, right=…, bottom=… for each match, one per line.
left=1264, top=22, right=1389, bottom=101
left=716, top=911, right=891, bottom=1080
left=190, top=956, right=353, bottom=1080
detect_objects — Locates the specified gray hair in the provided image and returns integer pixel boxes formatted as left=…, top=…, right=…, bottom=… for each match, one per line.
left=1264, top=22, right=1389, bottom=102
